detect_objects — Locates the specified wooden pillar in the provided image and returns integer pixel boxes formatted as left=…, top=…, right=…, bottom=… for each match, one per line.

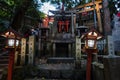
left=71, top=12, right=74, bottom=36
left=20, top=38, right=26, bottom=65
left=14, top=51, right=18, bottom=65
left=38, top=29, right=41, bottom=57
left=68, top=43, right=71, bottom=57
left=86, top=49, right=97, bottom=80
left=58, top=21, right=62, bottom=32
left=46, top=29, right=49, bottom=37
left=74, top=13, right=76, bottom=33
left=65, top=20, right=69, bottom=32
left=28, top=36, right=35, bottom=64
left=76, top=36, right=81, bottom=60
left=96, top=3, right=102, bottom=33
left=7, top=49, right=15, bottom=80
left=52, top=14, right=57, bottom=37
left=53, top=43, right=56, bottom=57
left=86, top=52, right=92, bottom=80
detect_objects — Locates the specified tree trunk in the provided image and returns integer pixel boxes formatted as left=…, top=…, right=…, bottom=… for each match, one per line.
left=11, top=0, right=31, bottom=31
left=102, top=0, right=112, bottom=36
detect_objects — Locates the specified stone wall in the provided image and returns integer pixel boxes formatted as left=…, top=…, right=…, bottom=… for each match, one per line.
left=103, top=56, right=120, bottom=80
left=92, top=57, right=120, bottom=80
left=92, top=62, right=104, bottom=80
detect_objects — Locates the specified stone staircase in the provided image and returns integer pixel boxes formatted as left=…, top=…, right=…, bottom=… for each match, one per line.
left=36, top=57, right=75, bottom=80
left=0, top=51, right=9, bottom=79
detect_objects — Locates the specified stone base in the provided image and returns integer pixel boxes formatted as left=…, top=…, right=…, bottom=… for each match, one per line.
left=103, top=56, right=120, bottom=80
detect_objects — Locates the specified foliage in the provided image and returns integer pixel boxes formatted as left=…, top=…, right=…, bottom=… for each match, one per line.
left=0, top=0, right=13, bottom=20
left=0, top=19, right=8, bottom=32
left=0, top=0, right=45, bottom=32
left=40, top=0, right=83, bottom=10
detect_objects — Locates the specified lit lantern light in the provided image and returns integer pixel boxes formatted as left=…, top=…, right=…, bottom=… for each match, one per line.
left=82, top=28, right=102, bottom=50
left=2, top=30, right=21, bottom=49
left=7, top=39, right=19, bottom=47
left=16, top=40, right=19, bottom=46
left=87, top=40, right=95, bottom=48
left=8, top=39, right=14, bottom=46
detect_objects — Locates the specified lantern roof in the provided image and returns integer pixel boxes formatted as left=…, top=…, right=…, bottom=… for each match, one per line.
left=0, top=28, right=23, bottom=39
left=81, top=28, right=102, bottom=40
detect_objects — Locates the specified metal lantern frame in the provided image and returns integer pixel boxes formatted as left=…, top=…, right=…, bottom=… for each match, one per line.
left=82, top=28, right=102, bottom=50
left=1, top=28, right=22, bottom=49
left=85, top=33, right=97, bottom=49
left=6, top=38, right=20, bottom=48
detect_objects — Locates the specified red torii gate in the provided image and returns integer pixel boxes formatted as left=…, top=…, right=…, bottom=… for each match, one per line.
left=58, top=20, right=70, bottom=32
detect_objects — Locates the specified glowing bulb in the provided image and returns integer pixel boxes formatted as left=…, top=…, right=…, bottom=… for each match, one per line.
left=8, top=39, right=14, bottom=46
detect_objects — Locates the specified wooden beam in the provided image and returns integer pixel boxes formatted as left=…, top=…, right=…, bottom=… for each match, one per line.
left=75, top=1, right=102, bottom=9
left=76, top=5, right=102, bottom=14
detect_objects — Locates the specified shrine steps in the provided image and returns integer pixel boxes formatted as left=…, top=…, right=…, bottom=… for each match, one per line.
left=0, top=51, right=9, bottom=79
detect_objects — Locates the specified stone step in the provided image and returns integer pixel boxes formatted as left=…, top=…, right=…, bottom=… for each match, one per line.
left=0, top=56, right=9, bottom=59
left=0, top=61, right=9, bottom=64
left=0, top=53, right=9, bottom=56
left=0, top=59, right=9, bottom=64
left=0, top=69, right=3, bottom=79
left=0, top=64, right=8, bottom=68
left=0, top=51, right=10, bottom=79
left=0, top=74, right=2, bottom=80
left=0, top=51, right=9, bottom=56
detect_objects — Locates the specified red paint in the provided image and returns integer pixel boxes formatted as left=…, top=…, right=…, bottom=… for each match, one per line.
left=58, top=21, right=63, bottom=32
left=86, top=49, right=97, bottom=80
left=86, top=52, right=92, bottom=80
left=58, top=20, right=70, bottom=32
left=58, top=21, right=61, bottom=32
left=117, top=12, right=120, bottom=17
left=42, top=17, right=49, bottom=28
left=7, top=49, right=15, bottom=80
left=65, top=20, right=69, bottom=32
